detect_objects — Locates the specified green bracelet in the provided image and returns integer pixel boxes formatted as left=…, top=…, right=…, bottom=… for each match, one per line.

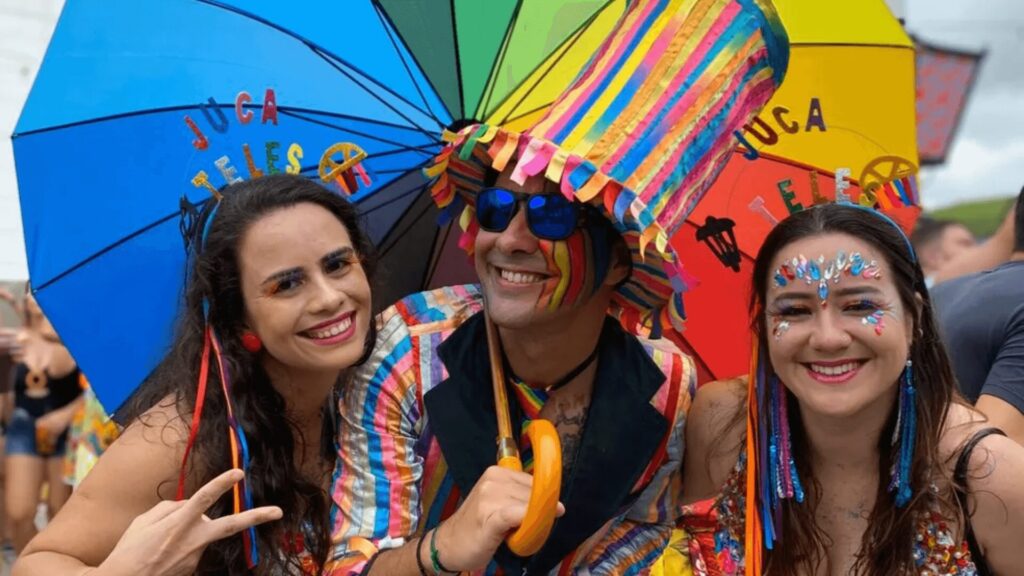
left=429, top=525, right=455, bottom=574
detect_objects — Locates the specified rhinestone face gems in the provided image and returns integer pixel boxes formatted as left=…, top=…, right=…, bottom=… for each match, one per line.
left=772, top=319, right=791, bottom=340
left=773, top=251, right=882, bottom=307
left=862, top=307, right=890, bottom=335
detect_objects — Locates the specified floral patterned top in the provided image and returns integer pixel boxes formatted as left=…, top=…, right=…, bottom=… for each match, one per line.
left=672, top=454, right=981, bottom=576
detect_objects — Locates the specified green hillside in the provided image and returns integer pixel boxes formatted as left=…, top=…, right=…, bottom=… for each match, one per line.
left=929, top=197, right=1016, bottom=238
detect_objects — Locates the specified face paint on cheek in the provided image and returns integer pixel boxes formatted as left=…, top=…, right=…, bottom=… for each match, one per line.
left=536, top=239, right=563, bottom=310
left=538, top=235, right=589, bottom=311
left=861, top=302, right=899, bottom=336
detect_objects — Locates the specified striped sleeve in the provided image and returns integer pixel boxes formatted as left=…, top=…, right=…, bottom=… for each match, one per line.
left=580, top=518, right=674, bottom=576
left=325, top=306, right=424, bottom=575
left=630, top=350, right=695, bottom=524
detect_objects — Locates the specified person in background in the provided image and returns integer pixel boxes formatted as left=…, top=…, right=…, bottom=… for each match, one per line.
left=910, top=217, right=976, bottom=286
left=1, top=292, right=21, bottom=566
left=4, top=292, right=82, bottom=552
left=930, top=195, right=1019, bottom=287
left=933, top=187, right=1024, bottom=446
left=61, top=377, right=120, bottom=490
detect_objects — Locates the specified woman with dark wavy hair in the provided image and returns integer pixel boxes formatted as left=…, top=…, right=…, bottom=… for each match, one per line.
left=14, top=174, right=376, bottom=575
left=678, top=204, right=1024, bottom=575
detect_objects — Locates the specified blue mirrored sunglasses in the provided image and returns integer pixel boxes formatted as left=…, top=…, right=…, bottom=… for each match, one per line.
left=474, top=187, right=592, bottom=241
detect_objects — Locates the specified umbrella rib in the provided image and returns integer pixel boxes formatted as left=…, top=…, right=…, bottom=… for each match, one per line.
left=13, top=104, right=433, bottom=139
left=196, top=0, right=444, bottom=135
left=423, top=221, right=454, bottom=290
left=279, top=109, right=440, bottom=154
left=357, top=180, right=430, bottom=217
left=309, top=46, right=442, bottom=141
left=280, top=105, right=441, bottom=133
left=477, top=0, right=523, bottom=120
left=448, top=0, right=467, bottom=120
left=33, top=210, right=181, bottom=293
left=372, top=168, right=432, bottom=176
left=377, top=185, right=434, bottom=257
left=370, top=1, right=447, bottom=128
left=500, top=102, right=556, bottom=126
left=792, top=42, right=915, bottom=50
left=35, top=167, right=434, bottom=295
left=688, top=350, right=716, bottom=383
left=488, top=0, right=615, bottom=126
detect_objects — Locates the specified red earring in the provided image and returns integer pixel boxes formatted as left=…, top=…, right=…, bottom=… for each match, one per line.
left=241, top=331, right=262, bottom=353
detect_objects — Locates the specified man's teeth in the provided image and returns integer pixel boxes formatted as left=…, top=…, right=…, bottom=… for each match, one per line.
left=307, top=316, right=352, bottom=339
left=500, top=268, right=544, bottom=284
left=810, top=362, right=859, bottom=376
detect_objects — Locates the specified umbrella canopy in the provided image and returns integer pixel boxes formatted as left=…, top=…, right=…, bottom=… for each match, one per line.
left=672, top=0, right=922, bottom=383
left=14, top=0, right=623, bottom=411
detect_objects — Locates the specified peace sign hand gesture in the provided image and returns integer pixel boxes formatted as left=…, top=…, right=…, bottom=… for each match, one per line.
left=96, top=469, right=282, bottom=576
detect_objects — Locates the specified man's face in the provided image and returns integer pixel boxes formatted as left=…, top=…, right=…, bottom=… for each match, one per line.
left=938, top=224, right=975, bottom=262
left=472, top=168, right=627, bottom=329
left=919, top=223, right=975, bottom=275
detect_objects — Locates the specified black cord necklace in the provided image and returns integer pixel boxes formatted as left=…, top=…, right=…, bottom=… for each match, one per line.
left=505, top=344, right=600, bottom=393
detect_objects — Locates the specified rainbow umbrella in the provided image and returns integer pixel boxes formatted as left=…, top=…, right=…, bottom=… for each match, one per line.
left=13, top=0, right=624, bottom=412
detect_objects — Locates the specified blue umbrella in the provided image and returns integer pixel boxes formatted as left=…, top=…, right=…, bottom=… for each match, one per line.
left=13, top=0, right=622, bottom=412
left=13, top=0, right=456, bottom=412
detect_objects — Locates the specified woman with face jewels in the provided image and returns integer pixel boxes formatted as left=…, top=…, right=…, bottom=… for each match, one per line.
left=14, top=174, right=377, bottom=576
left=677, top=204, right=1024, bottom=576
left=5, top=293, right=82, bottom=553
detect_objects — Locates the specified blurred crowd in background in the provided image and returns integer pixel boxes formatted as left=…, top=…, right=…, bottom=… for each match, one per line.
left=0, top=287, right=118, bottom=571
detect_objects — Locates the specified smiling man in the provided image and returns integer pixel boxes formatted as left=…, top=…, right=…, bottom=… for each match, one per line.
left=324, top=1, right=790, bottom=574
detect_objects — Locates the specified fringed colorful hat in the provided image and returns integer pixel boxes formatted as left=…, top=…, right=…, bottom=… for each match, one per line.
left=426, top=0, right=790, bottom=341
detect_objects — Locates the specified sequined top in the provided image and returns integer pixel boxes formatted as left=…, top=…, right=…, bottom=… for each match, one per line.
left=672, top=455, right=981, bottom=576
left=280, top=529, right=319, bottom=575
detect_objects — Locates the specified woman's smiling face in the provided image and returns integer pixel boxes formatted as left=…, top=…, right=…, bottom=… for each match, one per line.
left=237, top=202, right=371, bottom=375
left=764, top=232, right=914, bottom=420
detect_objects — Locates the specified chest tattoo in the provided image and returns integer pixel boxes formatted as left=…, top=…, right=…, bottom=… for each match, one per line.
left=547, top=394, right=590, bottom=475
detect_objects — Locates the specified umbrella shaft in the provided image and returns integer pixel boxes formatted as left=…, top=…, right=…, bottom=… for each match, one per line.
left=485, top=313, right=516, bottom=444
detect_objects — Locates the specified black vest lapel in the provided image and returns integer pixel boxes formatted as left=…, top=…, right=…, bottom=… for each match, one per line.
left=527, top=319, right=669, bottom=575
left=424, top=315, right=670, bottom=575
left=423, top=312, right=497, bottom=499
left=423, top=312, right=528, bottom=574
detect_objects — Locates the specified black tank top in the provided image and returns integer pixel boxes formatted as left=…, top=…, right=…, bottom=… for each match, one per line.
left=13, top=362, right=82, bottom=418
left=953, top=426, right=1006, bottom=576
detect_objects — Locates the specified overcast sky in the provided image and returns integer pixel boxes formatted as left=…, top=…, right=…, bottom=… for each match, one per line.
left=904, top=0, right=1024, bottom=208
left=0, top=1, right=1022, bottom=280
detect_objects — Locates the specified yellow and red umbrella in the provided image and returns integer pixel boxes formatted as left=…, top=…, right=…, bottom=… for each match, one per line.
left=669, top=0, right=922, bottom=384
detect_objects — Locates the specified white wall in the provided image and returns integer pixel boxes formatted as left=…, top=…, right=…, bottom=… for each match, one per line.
left=0, top=0, right=63, bottom=281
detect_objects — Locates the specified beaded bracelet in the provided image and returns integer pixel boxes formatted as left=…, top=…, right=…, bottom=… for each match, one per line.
left=430, top=526, right=457, bottom=574
left=415, top=531, right=431, bottom=576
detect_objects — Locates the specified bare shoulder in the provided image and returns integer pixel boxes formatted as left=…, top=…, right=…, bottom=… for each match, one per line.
left=122, top=393, right=190, bottom=452
left=940, top=403, right=1024, bottom=572
left=683, top=377, right=747, bottom=503
left=938, top=402, right=1004, bottom=466
left=689, top=377, right=747, bottom=444
left=83, top=393, right=188, bottom=501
